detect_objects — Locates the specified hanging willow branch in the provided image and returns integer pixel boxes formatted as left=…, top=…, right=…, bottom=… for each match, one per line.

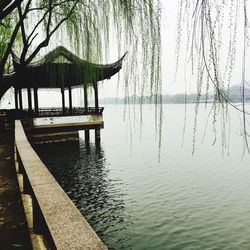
left=177, top=0, right=250, bottom=153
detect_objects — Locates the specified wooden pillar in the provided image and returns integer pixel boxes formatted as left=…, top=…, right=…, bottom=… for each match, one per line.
left=85, top=130, right=90, bottom=143
left=93, top=82, right=99, bottom=111
left=61, top=88, right=65, bottom=114
left=83, top=83, right=88, bottom=111
left=69, top=86, right=73, bottom=114
left=19, top=89, right=23, bottom=110
left=34, top=87, right=39, bottom=115
left=27, top=88, right=32, bottom=112
left=95, top=129, right=101, bottom=144
left=14, top=88, right=19, bottom=109
left=84, top=83, right=89, bottom=142
left=94, top=82, right=100, bottom=143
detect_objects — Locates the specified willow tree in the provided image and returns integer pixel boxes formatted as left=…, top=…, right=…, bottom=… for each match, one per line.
left=177, top=0, right=250, bottom=154
left=0, top=0, right=161, bottom=103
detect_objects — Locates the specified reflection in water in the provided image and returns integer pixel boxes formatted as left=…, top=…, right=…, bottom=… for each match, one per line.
left=35, top=139, right=130, bottom=249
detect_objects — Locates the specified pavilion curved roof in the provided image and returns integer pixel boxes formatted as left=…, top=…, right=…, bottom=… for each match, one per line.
left=12, top=46, right=127, bottom=89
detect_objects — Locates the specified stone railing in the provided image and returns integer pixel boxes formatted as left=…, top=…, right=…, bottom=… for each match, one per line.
left=15, top=120, right=107, bottom=250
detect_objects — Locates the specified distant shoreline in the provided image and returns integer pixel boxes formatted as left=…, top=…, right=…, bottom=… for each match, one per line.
left=97, top=85, right=250, bottom=105
left=99, top=101, right=250, bottom=105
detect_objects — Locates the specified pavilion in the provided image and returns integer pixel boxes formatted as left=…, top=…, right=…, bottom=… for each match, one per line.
left=0, top=46, right=126, bottom=143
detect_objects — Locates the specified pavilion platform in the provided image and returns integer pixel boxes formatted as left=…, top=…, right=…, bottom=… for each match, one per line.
left=0, top=46, right=126, bottom=144
left=0, top=107, right=104, bottom=144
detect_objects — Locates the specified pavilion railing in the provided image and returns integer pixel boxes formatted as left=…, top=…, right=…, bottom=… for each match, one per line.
left=35, top=107, right=104, bottom=117
left=0, top=107, right=104, bottom=125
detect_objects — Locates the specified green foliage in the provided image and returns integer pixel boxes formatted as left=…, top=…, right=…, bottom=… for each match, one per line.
left=0, top=12, right=21, bottom=73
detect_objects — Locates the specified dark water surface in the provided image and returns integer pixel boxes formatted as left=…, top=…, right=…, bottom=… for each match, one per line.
left=36, top=104, right=250, bottom=250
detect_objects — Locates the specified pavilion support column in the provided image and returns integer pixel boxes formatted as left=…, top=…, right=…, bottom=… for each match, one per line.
left=85, top=130, right=90, bottom=143
left=93, top=82, right=99, bottom=112
left=69, top=86, right=73, bottom=114
left=93, top=82, right=100, bottom=144
left=61, top=88, right=65, bottom=114
left=83, top=83, right=89, bottom=142
left=95, top=129, right=101, bottom=144
left=14, top=88, right=19, bottom=110
left=34, top=87, right=39, bottom=115
left=27, top=88, right=32, bottom=112
left=19, top=89, right=23, bottom=110
left=83, top=83, right=88, bottom=111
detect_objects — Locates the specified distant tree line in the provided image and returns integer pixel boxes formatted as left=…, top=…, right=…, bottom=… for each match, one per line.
left=99, top=85, right=250, bottom=104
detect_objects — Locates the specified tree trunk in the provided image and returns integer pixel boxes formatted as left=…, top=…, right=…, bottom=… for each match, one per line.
left=0, top=74, right=15, bottom=100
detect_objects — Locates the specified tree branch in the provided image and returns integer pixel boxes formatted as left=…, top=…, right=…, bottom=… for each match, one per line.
left=0, top=74, right=16, bottom=100
left=0, top=0, right=31, bottom=75
left=0, top=0, right=24, bottom=21
left=26, top=0, right=72, bottom=53
left=0, top=21, right=21, bottom=76
left=25, top=0, right=80, bottom=65
left=18, top=4, right=27, bottom=46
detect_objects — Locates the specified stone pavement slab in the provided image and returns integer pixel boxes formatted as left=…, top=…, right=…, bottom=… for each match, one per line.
left=0, top=129, right=32, bottom=250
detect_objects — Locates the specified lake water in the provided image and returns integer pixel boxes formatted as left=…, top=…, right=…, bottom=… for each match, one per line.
left=36, top=104, right=250, bottom=250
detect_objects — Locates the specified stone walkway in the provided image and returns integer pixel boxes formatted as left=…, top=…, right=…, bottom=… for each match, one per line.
left=0, top=128, right=32, bottom=249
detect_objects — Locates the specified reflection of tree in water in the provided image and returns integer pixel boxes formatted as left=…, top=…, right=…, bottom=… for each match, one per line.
left=35, top=140, right=130, bottom=249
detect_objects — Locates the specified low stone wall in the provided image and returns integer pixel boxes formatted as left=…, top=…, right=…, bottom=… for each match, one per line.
left=15, top=120, right=107, bottom=250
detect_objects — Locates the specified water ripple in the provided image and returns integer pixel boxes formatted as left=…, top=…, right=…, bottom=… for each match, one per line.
left=35, top=105, right=250, bottom=250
